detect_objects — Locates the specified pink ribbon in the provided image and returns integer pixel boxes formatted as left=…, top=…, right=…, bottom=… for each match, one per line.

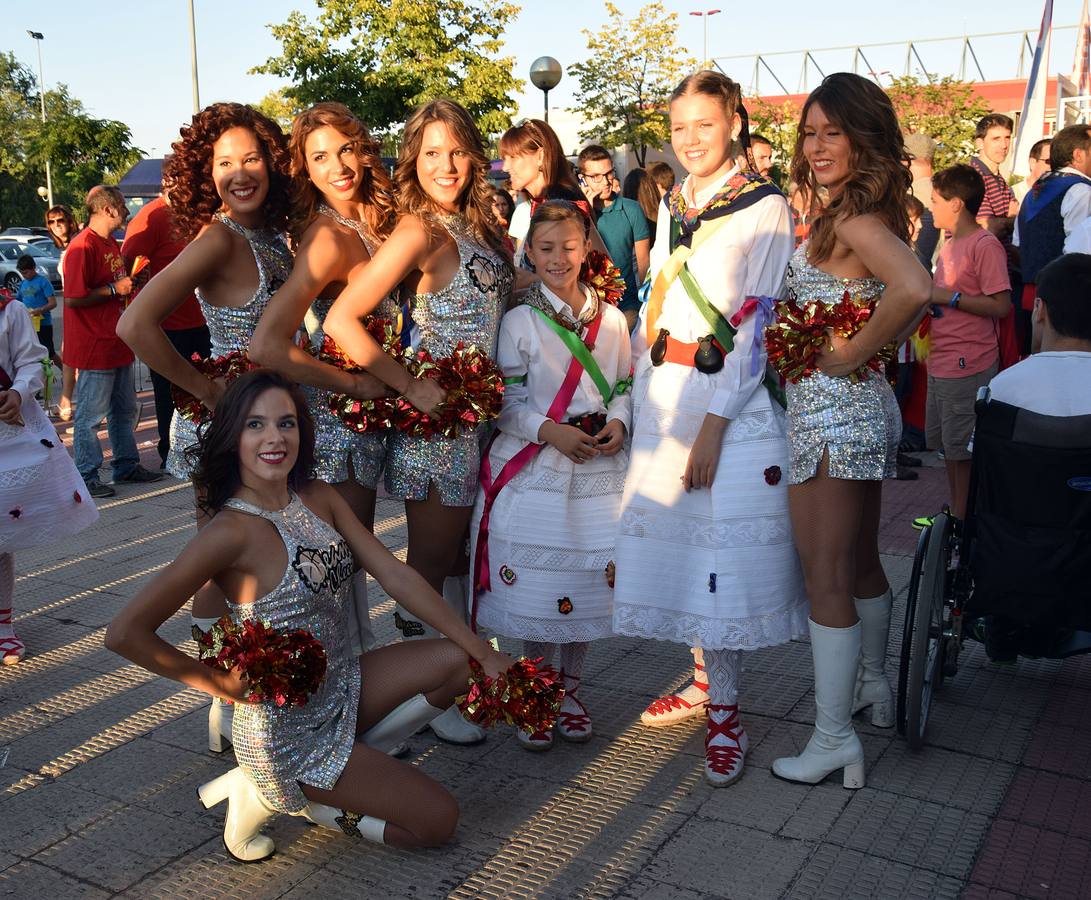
left=470, top=314, right=603, bottom=632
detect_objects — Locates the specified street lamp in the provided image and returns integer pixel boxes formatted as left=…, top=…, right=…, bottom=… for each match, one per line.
left=529, top=57, right=563, bottom=124
left=188, top=0, right=201, bottom=112
left=26, top=31, right=53, bottom=208
left=689, top=10, right=721, bottom=70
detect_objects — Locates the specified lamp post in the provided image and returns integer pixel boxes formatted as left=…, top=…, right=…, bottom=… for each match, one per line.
left=689, top=9, right=721, bottom=70
left=188, top=0, right=201, bottom=112
left=26, top=31, right=53, bottom=208
left=529, top=57, right=563, bottom=124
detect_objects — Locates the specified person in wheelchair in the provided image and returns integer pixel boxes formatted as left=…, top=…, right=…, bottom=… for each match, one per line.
left=969, top=252, right=1091, bottom=661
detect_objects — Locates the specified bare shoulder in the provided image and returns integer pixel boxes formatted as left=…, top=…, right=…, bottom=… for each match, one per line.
left=391, top=214, right=436, bottom=250
left=834, top=213, right=894, bottom=246
left=296, top=480, right=340, bottom=514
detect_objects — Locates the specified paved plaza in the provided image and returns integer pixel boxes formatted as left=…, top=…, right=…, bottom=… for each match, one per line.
left=1, top=399, right=1090, bottom=899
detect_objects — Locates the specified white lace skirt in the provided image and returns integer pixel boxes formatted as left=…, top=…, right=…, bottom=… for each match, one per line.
left=469, top=432, right=627, bottom=643
left=0, top=399, right=99, bottom=552
left=612, top=364, right=808, bottom=650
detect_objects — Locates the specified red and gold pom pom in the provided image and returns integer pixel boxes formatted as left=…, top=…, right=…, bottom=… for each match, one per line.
left=194, top=616, right=327, bottom=708
left=315, top=323, right=402, bottom=434
left=765, top=291, right=897, bottom=384
left=457, top=656, right=565, bottom=733
left=394, top=343, right=505, bottom=439
left=580, top=250, right=627, bottom=307
left=171, top=351, right=257, bottom=424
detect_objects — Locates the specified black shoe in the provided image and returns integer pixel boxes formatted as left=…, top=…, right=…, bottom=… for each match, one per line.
left=896, top=452, right=922, bottom=468
left=85, top=479, right=116, bottom=498
left=115, top=465, right=165, bottom=484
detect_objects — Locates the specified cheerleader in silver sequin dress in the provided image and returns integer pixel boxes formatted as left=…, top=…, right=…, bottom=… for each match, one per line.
left=767, top=75, right=932, bottom=790
left=117, top=103, right=295, bottom=753
left=326, top=101, right=513, bottom=745
left=250, top=104, right=403, bottom=657
left=106, top=370, right=513, bottom=860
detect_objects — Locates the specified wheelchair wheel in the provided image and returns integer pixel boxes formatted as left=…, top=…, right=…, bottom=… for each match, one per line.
left=898, top=513, right=951, bottom=748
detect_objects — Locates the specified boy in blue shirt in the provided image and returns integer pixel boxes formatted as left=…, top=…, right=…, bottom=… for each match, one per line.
left=15, top=255, right=59, bottom=363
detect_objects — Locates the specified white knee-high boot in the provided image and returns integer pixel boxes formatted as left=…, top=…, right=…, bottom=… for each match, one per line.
left=345, top=570, right=376, bottom=656
left=362, top=693, right=446, bottom=754
left=427, top=576, right=486, bottom=745
left=193, top=615, right=233, bottom=754
left=197, top=767, right=276, bottom=862
left=853, top=589, right=894, bottom=727
left=772, top=620, right=865, bottom=788
left=296, top=802, right=386, bottom=843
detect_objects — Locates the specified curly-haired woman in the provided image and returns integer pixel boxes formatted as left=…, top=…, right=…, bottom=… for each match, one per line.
left=325, top=99, right=514, bottom=744
left=117, top=101, right=294, bottom=754
left=770, top=73, right=931, bottom=788
left=249, top=103, right=395, bottom=662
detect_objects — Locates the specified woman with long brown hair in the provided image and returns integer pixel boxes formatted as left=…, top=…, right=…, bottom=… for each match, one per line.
left=250, top=102, right=397, bottom=660
left=44, top=204, right=80, bottom=420
left=771, top=73, right=931, bottom=788
left=325, top=98, right=513, bottom=744
left=117, top=101, right=294, bottom=754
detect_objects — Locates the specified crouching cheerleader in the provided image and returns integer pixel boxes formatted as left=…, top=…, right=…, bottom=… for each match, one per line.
left=612, top=71, right=808, bottom=786
left=470, top=200, right=632, bottom=750
left=107, top=370, right=512, bottom=857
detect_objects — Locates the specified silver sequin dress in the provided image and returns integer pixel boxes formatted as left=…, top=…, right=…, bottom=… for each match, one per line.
left=385, top=214, right=512, bottom=506
left=783, top=243, right=900, bottom=484
left=223, top=493, right=359, bottom=814
left=166, top=215, right=293, bottom=479
left=305, top=204, right=398, bottom=489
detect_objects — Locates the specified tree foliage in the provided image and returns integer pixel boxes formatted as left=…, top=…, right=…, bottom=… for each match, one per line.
left=253, top=89, right=302, bottom=133
left=746, top=97, right=800, bottom=190
left=252, top=0, right=523, bottom=143
left=0, top=52, right=141, bottom=227
left=885, top=76, right=992, bottom=170
left=568, top=2, right=694, bottom=167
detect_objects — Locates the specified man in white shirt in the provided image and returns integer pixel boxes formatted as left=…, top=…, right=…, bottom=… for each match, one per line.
left=986, top=253, right=1091, bottom=416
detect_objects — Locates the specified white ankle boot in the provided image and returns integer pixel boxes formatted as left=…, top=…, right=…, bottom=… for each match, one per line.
left=853, top=590, right=894, bottom=728
left=296, top=802, right=386, bottom=843
left=194, top=615, right=234, bottom=753
left=198, top=767, right=277, bottom=862
left=362, top=693, right=446, bottom=754
left=772, top=620, right=866, bottom=789
left=429, top=704, right=487, bottom=745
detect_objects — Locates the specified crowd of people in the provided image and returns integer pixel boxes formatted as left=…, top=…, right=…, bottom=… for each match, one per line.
left=0, top=66, right=1088, bottom=862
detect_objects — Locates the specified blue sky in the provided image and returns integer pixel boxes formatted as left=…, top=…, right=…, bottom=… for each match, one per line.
left=5, top=0, right=1075, bottom=156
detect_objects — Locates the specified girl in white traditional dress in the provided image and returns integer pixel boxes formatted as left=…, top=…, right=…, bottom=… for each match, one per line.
left=0, top=295, right=98, bottom=664
left=612, top=71, right=808, bottom=786
left=469, top=201, right=632, bottom=751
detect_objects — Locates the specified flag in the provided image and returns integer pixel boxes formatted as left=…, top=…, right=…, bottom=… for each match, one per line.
left=1012, top=0, right=1053, bottom=180
left=1073, top=0, right=1091, bottom=96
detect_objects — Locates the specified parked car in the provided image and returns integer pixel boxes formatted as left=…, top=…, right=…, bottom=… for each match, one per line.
left=0, top=240, right=63, bottom=292
left=1, top=226, right=51, bottom=239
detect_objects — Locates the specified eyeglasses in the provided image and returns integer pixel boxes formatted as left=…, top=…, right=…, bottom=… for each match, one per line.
left=582, top=170, right=615, bottom=184
left=47, top=218, right=66, bottom=225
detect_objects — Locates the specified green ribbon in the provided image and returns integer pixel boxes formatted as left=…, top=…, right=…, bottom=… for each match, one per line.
left=40, top=357, right=55, bottom=408
left=529, top=309, right=616, bottom=406
left=502, top=374, right=527, bottom=386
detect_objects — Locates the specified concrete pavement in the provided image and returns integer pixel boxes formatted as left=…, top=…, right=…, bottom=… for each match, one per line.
left=1, top=406, right=1088, bottom=899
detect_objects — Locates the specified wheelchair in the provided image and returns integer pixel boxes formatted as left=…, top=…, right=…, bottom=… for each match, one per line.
left=897, top=392, right=1091, bottom=749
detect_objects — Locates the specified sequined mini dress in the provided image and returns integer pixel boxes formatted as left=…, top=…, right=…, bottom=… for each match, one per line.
left=166, top=215, right=293, bottom=479
left=224, top=493, right=359, bottom=814
left=385, top=214, right=512, bottom=506
left=305, top=204, right=398, bottom=489
left=783, top=243, right=900, bottom=484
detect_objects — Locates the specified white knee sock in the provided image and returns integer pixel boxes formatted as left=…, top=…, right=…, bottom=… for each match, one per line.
left=703, top=648, right=742, bottom=747
left=0, top=552, right=16, bottom=642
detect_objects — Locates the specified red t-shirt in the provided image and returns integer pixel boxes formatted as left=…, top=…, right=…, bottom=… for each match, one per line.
left=122, top=197, right=206, bottom=331
left=61, top=227, right=134, bottom=370
left=931, top=228, right=1011, bottom=378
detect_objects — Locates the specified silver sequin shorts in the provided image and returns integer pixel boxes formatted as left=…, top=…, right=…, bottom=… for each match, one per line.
left=786, top=371, right=900, bottom=484
left=385, top=428, right=484, bottom=507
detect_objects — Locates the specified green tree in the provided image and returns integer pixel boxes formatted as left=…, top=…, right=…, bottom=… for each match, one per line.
left=253, top=89, right=302, bottom=133
left=0, top=52, right=141, bottom=227
left=252, top=0, right=523, bottom=141
left=568, top=2, right=694, bottom=167
left=746, top=96, right=801, bottom=190
left=885, top=75, right=992, bottom=170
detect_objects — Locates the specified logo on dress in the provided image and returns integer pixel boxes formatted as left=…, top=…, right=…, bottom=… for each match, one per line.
left=394, top=611, right=426, bottom=637
left=499, top=565, right=516, bottom=585
left=292, top=542, right=354, bottom=595
left=466, top=253, right=508, bottom=297
left=557, top=597, right=574, bottom=615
